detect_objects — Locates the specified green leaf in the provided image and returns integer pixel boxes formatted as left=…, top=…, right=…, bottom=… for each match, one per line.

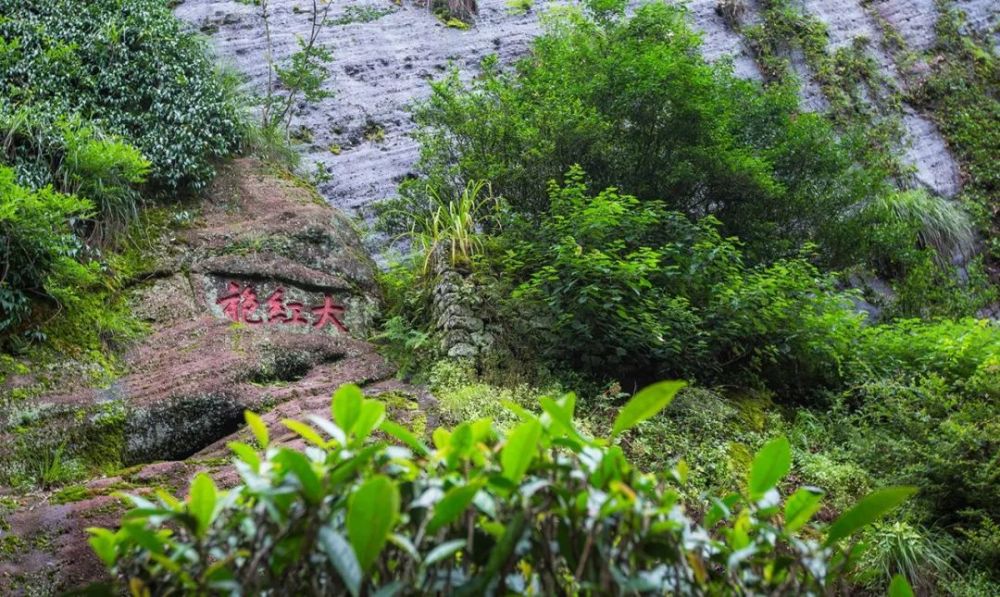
left=86, top=528, right=118, bottom=567
left=428, top=481, right=484, bottom=534
left=318, top=527, right=362, bottom=597
left=245, top=410, right=269, bottom=449
left=449, top=422, right=474, bottom=457
left=283, top=419, right=327, bottom=447
left=539, top=396, right=586, bottom=443
left=784, top=487, right=824, bottom=532
left=422, top=539, right=466, bottom=567
left=352, top=400, right=386, bottom=442
left=120, top=521, right=165, bottom=554
left=824, top=486, right=917, bottom=547
left=187, top=473, right=217, bottom=537
left=333, top=384, right=364, bottom=433
left=274, top=449, right=323, bottom=504
left=155, top=489, right=183, bottom=511
left=611, top=381, right=686, bottom=438
left=748, top=436, right=791, bottom=500
left=347, top=475, right=400, bottom=573
left=308, top=415, right=348, bottom=445
left=388, top=533, right=420, bottom=562
left=888, top=574, right=915, bottom=597
left=380, top=420, right=430, bottom=456
left=672, top=458, right=689, bottom=485
left=228, top=441, right=261, bottom=471
left=432, top=427, right=451, bottom=451
left=501, top=419, right=542, bottom=484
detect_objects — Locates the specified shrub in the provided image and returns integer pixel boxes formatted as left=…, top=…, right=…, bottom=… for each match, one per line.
left=0, top=0, right=244, bottom=192
left=855, top=521, right=956, bottom=593
left=89, top=383, right=915, bottom=594
left=1, top=106, right=152, bottom=241
left=0, top=166, right=93, bottom=333
left=404, top=1, right=902, bottom=269
left=501, top=168, right=865, bottom=388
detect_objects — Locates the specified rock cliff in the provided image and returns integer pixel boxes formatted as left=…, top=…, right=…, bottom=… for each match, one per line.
left=173, top=0, right=998, bottom=210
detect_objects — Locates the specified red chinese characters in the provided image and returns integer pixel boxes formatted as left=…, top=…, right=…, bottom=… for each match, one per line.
left=215, top=282, right=348, bottom=331
left=311, top=295, right=348, bottom=332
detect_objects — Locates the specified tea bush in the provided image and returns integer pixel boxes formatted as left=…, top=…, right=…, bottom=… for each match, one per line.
left=0, top=0, right=243, bottom=343
left=1, top=106, right=152, bottom=241
left=0, top=0, right=244, bottom=192
left=91, top=383, right=915, bottom=595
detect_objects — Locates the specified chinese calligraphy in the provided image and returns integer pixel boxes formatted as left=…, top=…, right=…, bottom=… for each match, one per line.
left=215, top=282, right=348, bottom=332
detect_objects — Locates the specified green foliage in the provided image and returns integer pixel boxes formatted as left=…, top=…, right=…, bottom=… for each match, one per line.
left=610, top=380, right=685, bottom=438
left=502, top=169, right=865, bottom=387
left=92, top=383, right=910, bottom=594
left=404, top=2, right=903, bottom=268
left=0, top=166, right=92, bottom=333
left=397, top=180, right=498, bottom=275
left=237, top=0, right=334, bottom=140
left=857, top=522, right=957, bottom=593
left=790, top=317, right=1000, bottom=585
left=0, top=0, right=239, bottom=350
left=327, top=4, right=397, bottom=26
left=872, top=189, right=974, bottom=263
left=0, top=107, right=152, bottom=241
left=0, top=0, right=244, bottom=192
left=912, top=4, right=1000, bottom=266
left=747, top=436, right=791, bottom=501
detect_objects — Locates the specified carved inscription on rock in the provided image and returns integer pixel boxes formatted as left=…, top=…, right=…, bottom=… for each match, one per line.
left=212, top=280, right=348, bottom=333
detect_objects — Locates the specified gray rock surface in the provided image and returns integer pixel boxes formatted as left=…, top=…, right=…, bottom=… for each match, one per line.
left=174, top=0, right=996, bottom=211
left=171, top=0, right=779, bottom=215
left=175, top=0, right=543, bottom=214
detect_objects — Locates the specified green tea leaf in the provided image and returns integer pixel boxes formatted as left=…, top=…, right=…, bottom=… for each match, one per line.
left=187, top=473, right=217, bottom=537
left=539, top=396, right=586, bottom=443
left=283, top=419, right=327, bottom=447
left=888, top=574, right=915, bottom=597
left=319, top=527, right=362, bottom=597
left=428, top=481, right=484, bottom=534
left=824, top=486, right=917, bottom=546
left=611, top=381, right=686, bottom=438
left=86, top=528, right=118, bottom=567
left=274, top=449, right=323, bottom=504
left=748, top=436, right=791, bottom=500
left=380, top=420, right=430, bottom=456
left=352, top=400, right=386, bottom=442
left=333, top=384, right=364, bottom=433
left=347, top=475, right=400, bottom=573
left=783, top=487, right=824, bottom=532
left=422, top=539, right=466, bottom=567
left=449, top=422, right=474, bottom=457
left=227, top=441, right=260, bottom=471
left=502, top=419, right=542, bottom=484
left=244, top=410, right=269, bottom=449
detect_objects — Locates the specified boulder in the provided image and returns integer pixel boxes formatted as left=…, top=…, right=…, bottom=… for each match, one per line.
left=0, top=159, right=436, bottom=593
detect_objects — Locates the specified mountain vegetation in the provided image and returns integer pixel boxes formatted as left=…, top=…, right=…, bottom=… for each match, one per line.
left=0, top=0, right=997, bottom=595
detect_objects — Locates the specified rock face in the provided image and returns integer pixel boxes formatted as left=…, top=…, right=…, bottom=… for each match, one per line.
left=173, top=0, right=542, bottom=215
left=0, top=159, right=436, bottom=592
left=47, top=158, right=389, bottom=465
left=173, top=0, right=996, bottom=212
